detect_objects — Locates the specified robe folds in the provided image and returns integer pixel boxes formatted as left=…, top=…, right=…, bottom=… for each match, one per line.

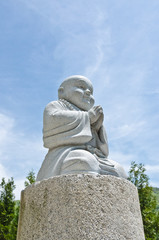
left=36, top=100, right=127, bottom=181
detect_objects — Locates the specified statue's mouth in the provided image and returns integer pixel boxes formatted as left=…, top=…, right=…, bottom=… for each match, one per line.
left=83, top=96, right=91, bottom=102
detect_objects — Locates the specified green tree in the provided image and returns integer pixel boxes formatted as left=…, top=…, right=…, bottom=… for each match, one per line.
left=24, top=169, right=36, bottom=187
left=0, top=177, right=15, bottom=240
left=155, top=211, right=159, bottom=240
left=0, top=171, right=36, bottom=240
left=8, top=200, right=20, bottom=240
left=128, top=161, right=158, bottom=240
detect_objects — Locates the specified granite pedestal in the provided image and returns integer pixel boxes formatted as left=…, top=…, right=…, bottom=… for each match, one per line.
left=17, top=174, right=145, bottom=240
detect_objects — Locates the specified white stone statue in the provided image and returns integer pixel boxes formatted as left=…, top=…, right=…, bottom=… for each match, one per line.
left=36, top=75, right=127, bottom=181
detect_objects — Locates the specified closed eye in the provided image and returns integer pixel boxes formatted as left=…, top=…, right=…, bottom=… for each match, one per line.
left=79, top=85, right=85, bottom=90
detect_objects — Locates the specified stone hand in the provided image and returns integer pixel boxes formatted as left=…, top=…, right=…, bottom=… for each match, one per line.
left=88, top=106, right=103, bottom=124
left=92, top=112, right=104, bottom=132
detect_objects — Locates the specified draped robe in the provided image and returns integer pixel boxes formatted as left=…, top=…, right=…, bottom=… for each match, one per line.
left=36, top=99, right=127, bottom=181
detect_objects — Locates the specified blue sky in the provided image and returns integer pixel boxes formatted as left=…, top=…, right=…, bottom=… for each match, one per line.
left=0, top=0, right=159, bottom=199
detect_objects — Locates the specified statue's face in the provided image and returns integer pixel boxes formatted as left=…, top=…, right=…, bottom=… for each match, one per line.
left=62, top=77, right=95, bottom=111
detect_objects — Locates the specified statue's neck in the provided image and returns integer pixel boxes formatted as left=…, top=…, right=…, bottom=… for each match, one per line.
left=59, top=99, right=81, bottom=111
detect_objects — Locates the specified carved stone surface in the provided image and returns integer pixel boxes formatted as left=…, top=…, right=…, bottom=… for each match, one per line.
left=37, top=75, right=127, bottom=181
left=17, top=175, right=145, bottom=240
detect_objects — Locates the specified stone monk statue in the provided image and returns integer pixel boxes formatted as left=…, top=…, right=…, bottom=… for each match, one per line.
left=36, top=75, right=127, bottom=181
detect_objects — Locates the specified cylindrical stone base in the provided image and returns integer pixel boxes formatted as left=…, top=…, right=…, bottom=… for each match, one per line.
left=17, top=174, right=145, bottom=240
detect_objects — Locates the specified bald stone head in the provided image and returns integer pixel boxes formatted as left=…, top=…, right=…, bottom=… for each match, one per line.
left=58, top=75, right=95, bottom=111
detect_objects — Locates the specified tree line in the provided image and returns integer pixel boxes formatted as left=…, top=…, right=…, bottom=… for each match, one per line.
left=0, top=163, right=159, bottom=240
left=128, top=162, right=159, bottom=239
left=0, top=171, right=35, bottom=240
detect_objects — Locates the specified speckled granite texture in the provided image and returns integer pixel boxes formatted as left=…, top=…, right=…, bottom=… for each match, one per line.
left=17, top=174, right=145, bottom=240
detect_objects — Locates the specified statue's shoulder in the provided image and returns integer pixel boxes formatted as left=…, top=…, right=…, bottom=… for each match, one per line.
left=45, top=100, right=62, bottom=111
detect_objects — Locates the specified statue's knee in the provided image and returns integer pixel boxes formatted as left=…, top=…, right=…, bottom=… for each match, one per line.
left=60, top=150, right=99, bottom=175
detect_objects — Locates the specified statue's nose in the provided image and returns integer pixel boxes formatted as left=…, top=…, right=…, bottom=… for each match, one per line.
left=85, top=89, right=91, bottom=95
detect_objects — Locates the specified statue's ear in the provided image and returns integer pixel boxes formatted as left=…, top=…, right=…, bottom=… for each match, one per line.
left=58, top=87, right=65, bottom=99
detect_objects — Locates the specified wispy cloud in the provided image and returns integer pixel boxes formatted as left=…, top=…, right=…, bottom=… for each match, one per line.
left=145, top=165, right=159, bottom=174
left=0, top=113, right=15, bottom=145
left=84, top=10, right=111, bottom=79
left=0, top=163, right=25, bottom=200
left=109, top=121, right=146, bottom=141
left=0, top=163, right=9, bottom=179
left=145, top=165, right=159, bottom=187
left=144, top=90, right=159, bottom=95
left=109, top=151, right=135, bottom=172
left=0, top=112, right=47, bottom=199
left=149, top=180, right=159, bottom=188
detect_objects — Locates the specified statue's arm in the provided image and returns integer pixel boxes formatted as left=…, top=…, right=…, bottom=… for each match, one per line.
left=43, top=101, right=83, bottom=132
left=97, top=126, right=109, bottom=157
left=88, top=106, right=109, bottom=157
left=43, top=101, right=93, bottom=148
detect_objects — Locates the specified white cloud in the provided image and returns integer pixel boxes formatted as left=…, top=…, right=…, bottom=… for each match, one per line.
left=0, top=163, right=24, bottom=200
left=109, top=121, right=146, bottom=141
left=109, top=151, right=135, bottom=174
left=84, top=10, right=111, bottom=79
left=145, top=165, right=159, bottom=174
left=0, top=163, right=9, bottom=179
left=149, top=180, right=159, bottom=188
left=14, top=179, right=25, bottom=200
left=0, top=113, right=46, bottom=165
left=0, top=113, right=15, bottom=144
left=144, top=90, right=159, bottom=95
left=0, top=112, right=47, bottom=199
